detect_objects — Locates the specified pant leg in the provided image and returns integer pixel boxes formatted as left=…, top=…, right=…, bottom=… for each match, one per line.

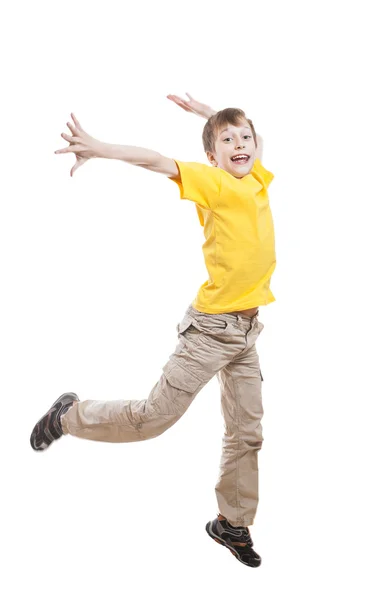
left=61, top=310, right=245, bottom=443
left=215, top=318, right=265, bottom=527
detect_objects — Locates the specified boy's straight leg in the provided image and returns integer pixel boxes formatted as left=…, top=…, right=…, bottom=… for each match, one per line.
left=215, top=318, right=265, bottom=528
left=61, top=307, right=246, bottom=443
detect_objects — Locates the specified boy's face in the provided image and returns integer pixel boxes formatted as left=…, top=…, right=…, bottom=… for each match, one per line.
left=207, top=120, right=256, bottom=178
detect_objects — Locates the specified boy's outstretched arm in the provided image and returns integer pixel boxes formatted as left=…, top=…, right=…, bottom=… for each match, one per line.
left=167, top=93, right=263, bottom=159
left=54, top=113, right=179, bottom=179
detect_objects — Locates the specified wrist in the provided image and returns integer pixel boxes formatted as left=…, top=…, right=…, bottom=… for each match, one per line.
left=97, top=142, right=115, bottom=159
left=203, top=107, right=217, bottom=119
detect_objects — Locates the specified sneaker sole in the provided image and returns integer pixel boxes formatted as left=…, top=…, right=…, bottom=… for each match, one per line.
left=205, top=520, right=261, bottom=568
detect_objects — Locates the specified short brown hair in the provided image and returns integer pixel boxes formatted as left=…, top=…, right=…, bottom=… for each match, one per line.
left=202, top=108, right=257, bottom=154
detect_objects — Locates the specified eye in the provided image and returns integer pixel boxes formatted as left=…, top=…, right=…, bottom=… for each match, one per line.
left=223, top=137, right=232, bottom=142
left=244, top=135, right=252, bottom=139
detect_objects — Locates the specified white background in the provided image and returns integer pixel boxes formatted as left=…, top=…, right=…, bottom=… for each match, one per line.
left=1, top=0, right=381, bottom=597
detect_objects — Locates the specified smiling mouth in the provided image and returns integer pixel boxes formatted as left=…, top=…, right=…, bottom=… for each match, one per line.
left=231, top=154, right=250, bottom=164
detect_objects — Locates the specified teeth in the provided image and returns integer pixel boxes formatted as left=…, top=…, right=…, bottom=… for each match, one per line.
left=232, top=155, right=248, bottom=161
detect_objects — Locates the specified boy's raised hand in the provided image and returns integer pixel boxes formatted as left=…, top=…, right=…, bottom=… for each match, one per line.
left=54, top=113, right=107, bottom=177
left=166, top=93, right=216, bottom=120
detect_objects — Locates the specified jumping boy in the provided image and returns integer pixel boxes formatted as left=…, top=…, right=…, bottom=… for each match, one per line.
left=30, top=93, right=276, bottom=568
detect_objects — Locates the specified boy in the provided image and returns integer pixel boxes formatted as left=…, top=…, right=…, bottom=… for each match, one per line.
left=30, top=93, right=276, bottom=569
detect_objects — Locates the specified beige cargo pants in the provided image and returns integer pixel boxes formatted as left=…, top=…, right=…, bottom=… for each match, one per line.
left=61, top=304, right=265, bottom=527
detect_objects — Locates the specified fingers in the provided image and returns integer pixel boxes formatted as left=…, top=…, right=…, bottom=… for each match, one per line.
left=168, top=94, right=189, bottom=105
left=70, top=160, right=79, bottom=177
left=70, top=156, right=87, bottom=177
left=55, top=144, right=83, bottom=154
left=168, top=93, right=193, bottom=103
left=70, top=162, right=80, bottom=177
left=166, top=94, right=192, bottom=112
left=61, top=132, right=80, bottom=143
left=55, top=115, right=82, bottom=154
left=54, top=114, right=84, bottom=159
left=71, top=113, right=82, bottom=130
left=66, top=121, right=77, bottom=135
left=175, top=102, right=192, bottom=112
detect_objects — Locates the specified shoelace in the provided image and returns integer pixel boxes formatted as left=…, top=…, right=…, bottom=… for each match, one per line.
left=217, top=514, right=253, bottom=547
left=231, top=531, right=253, bottom=548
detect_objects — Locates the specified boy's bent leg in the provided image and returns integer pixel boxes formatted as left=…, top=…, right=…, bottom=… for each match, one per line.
left=61, top=311, right=243, bottom=443
left=60, top=370, right=200, bottom=443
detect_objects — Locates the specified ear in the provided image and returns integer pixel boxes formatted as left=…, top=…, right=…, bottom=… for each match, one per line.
left=254, top=134, right=263, bottom=162
left=206, top=151, right=217, bottom=166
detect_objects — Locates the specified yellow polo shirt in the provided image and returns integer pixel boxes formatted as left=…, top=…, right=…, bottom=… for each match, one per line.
left=169, top=157, right=276, bottom=314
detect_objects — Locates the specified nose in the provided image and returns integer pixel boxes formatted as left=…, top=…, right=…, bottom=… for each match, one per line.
left=235, top=143, right=245, bottom=150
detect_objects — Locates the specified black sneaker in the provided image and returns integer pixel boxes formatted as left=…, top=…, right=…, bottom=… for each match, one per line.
left=205, top=513, right=261, bottom=568
left=30, top=392, right=79, bottom=451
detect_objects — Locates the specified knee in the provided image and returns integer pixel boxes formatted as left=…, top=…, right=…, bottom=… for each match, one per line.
left=139, top=412, right=180, bottom=440
left=245, top=438, right=263, bottom=451
left=241, top=422, right=264, bottom=450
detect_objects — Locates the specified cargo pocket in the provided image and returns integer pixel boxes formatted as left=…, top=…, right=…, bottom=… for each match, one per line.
left=163, top=360, right=201, bottom=394
left=176, top=315, right=195, bottom=335
left=176, top=315, right=202, bottom=346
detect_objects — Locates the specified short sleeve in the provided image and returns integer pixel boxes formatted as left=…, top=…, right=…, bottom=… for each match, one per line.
left=252, top=158, right=274, bottom=189
left=169, top=160, right=221, bottom=210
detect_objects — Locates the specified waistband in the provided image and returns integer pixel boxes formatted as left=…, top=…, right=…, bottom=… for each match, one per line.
left=186, top=304, right=259, bottom=324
